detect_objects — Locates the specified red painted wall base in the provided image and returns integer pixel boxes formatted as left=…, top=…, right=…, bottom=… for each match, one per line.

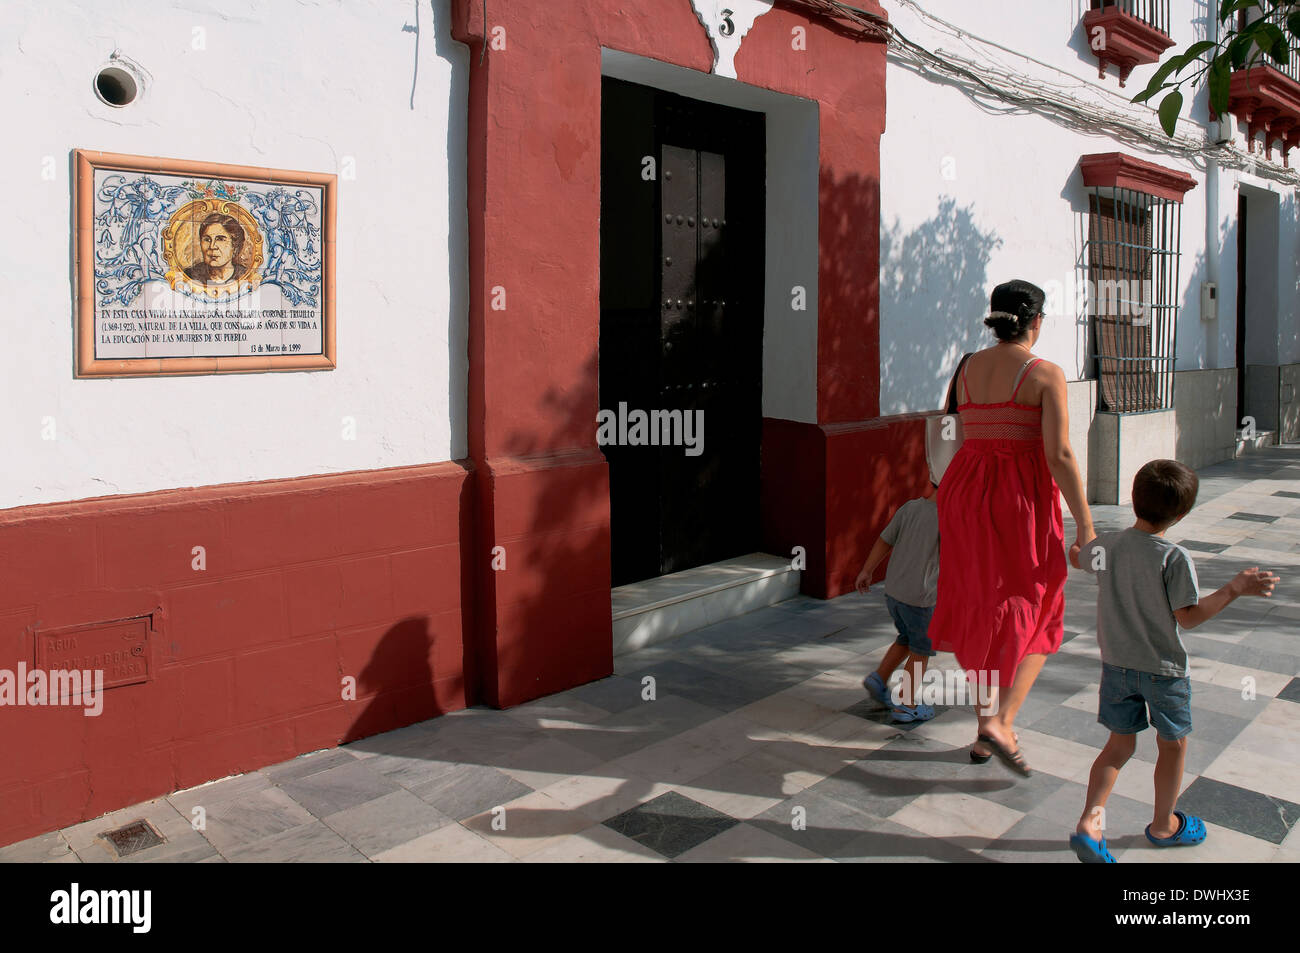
left=763, top=414, right=930, bottom=599
left=471, top=451, right=614, bottom=710
left=0, top=463, right=473, bottom=847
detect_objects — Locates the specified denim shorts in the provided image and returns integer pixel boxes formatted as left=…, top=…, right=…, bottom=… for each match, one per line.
left=1098, top=662, right=1193, bottom=740
left=886, top=595, right=935, bottom=657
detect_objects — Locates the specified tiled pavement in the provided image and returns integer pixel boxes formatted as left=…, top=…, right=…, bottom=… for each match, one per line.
left=5, top=446, right=1300, bottom=864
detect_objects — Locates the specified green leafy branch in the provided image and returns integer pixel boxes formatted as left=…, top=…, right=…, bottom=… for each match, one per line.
left=1133, top=0, right=1300, bottom=135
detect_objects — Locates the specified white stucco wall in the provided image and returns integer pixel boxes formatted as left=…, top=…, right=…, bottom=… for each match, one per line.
left=1, top=0, right=468, bottom=508
left=877, top=0, right=1297, bottom=415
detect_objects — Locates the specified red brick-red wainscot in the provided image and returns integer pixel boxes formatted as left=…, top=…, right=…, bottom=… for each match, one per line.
left=762, top=414, right=931, bottom=599
left=0, top=462, right=470, bottom=847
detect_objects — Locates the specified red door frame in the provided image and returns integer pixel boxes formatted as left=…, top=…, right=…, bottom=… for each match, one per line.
left=450, top=0, right=907, bottom=708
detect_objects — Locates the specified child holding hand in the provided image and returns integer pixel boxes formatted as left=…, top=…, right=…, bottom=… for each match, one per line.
left=856, top=480, right=941, bottom=724
left=1069, top=459, right=1279, bottom=863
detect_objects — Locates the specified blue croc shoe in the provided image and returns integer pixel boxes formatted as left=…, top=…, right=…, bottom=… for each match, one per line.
left=1070, top=832, right=1117, bottom=863
left=862, top=672, right=893, bottom=709
left=1145, top=811, right=1206, bottom=847
left=890, top=703, right=935, bottom=723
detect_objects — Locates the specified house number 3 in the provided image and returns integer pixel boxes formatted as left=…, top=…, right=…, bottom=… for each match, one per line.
left=691, top=0, right=773, bottom=78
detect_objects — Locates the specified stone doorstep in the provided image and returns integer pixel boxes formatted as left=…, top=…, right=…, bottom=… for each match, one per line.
left=612, top=553, right=801, bottom=656
left=1236, top=431, right=1280, bottom=457
left=612, top=553, right=799, bottom=620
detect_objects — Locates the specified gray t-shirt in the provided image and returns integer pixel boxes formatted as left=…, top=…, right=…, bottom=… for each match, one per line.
left=1082, top=528, right=1201, bottom=676
left=880, top=497, right=940, bottom=608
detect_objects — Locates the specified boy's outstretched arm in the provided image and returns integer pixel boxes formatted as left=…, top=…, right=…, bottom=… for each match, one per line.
left=1174, top=567, right=1280, bottom=630
left=854, top=537, right=892, bottom=594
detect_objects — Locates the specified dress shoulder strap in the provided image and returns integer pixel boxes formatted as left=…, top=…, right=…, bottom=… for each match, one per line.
left=1010, top=357, right=1043, bottom=402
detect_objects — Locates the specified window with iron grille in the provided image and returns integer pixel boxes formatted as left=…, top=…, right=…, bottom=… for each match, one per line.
left=1241, top=2, right=1300, bottom=86
left=1086, top=188, right=1182, bottom=413
left=1081, top=1, right=1175, bottom=87
left=1089, top=0, right=1171, bottom=37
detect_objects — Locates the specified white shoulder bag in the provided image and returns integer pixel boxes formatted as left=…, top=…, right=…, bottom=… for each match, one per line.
left=925, top=352, right=971, bottom=486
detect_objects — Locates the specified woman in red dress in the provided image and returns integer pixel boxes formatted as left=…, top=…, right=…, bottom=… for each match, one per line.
left=930, top=280, right=1095, bottom=775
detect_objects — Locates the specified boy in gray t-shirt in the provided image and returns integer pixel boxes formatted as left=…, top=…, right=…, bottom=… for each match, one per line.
left=1067, top=459, right=1278, bottom=863
left=854, top=479, right=941, bottom=723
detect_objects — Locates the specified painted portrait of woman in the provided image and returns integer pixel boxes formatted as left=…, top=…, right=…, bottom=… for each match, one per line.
left=183, top=213, right=251, bottom=286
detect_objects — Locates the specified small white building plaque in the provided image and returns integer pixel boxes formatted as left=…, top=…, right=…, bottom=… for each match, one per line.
left=690, top=0, right=774, bottom=79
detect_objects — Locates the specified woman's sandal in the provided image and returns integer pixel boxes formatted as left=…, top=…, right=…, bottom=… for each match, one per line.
left=977, top=732, right=1031, bottom=777
left=970, top=732, right=1018, bottom=764
left=1145, top=811, right=1206, bottom=847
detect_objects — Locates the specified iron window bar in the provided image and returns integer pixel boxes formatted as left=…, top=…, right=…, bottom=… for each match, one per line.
left=1087, top=185, right=1183, bottom=414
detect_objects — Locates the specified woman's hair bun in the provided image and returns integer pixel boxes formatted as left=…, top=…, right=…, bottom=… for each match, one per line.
left=985, top=279, right=1046, bottom=341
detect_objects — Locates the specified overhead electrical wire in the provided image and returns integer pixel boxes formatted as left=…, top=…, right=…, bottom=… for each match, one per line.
left=779, top=0, right=1299, bottom=187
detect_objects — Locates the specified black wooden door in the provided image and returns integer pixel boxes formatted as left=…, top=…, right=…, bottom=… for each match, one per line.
left=600, top=78, right=765, bottom=586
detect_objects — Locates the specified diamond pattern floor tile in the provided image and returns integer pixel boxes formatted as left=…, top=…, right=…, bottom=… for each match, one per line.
left=602, top=791, right=739, bottom=859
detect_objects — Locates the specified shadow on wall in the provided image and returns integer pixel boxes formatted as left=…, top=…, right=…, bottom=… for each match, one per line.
left=1191, top=0, right=1214, bottom=44
left=816, top=170, right=881, bottom=419
left=1067, top=0, right=1103, bottom=79
left=343, top=615, right=460, bottom=743
left=1177, top=213, right=1233, bottom=368
left=1063, top=168, right=1098, bottom=381
left=878, top=197, right=1003, bottom=413
left=489, top=350, right=612, bottom=700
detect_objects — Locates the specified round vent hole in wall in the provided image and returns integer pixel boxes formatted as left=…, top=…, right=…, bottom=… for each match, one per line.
left=94, top=66, right=138, bottom=107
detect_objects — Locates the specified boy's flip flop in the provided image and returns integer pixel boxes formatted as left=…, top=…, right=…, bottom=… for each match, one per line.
left=1069, top=832, right=1117, bottom=863
left=977, top=733, right=1031, bottom=777
left=1145, top=811, right=1206, bottom=847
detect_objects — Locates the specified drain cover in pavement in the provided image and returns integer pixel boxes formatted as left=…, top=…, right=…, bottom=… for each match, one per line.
left=100, top=819, right=164, bottom=857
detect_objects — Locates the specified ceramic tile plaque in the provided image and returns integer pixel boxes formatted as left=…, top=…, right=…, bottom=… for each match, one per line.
left=74, top=150, right=336, bottom=377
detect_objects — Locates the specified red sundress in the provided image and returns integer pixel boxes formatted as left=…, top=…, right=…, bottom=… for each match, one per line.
left=929, top=357, right=1067, bottom=690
